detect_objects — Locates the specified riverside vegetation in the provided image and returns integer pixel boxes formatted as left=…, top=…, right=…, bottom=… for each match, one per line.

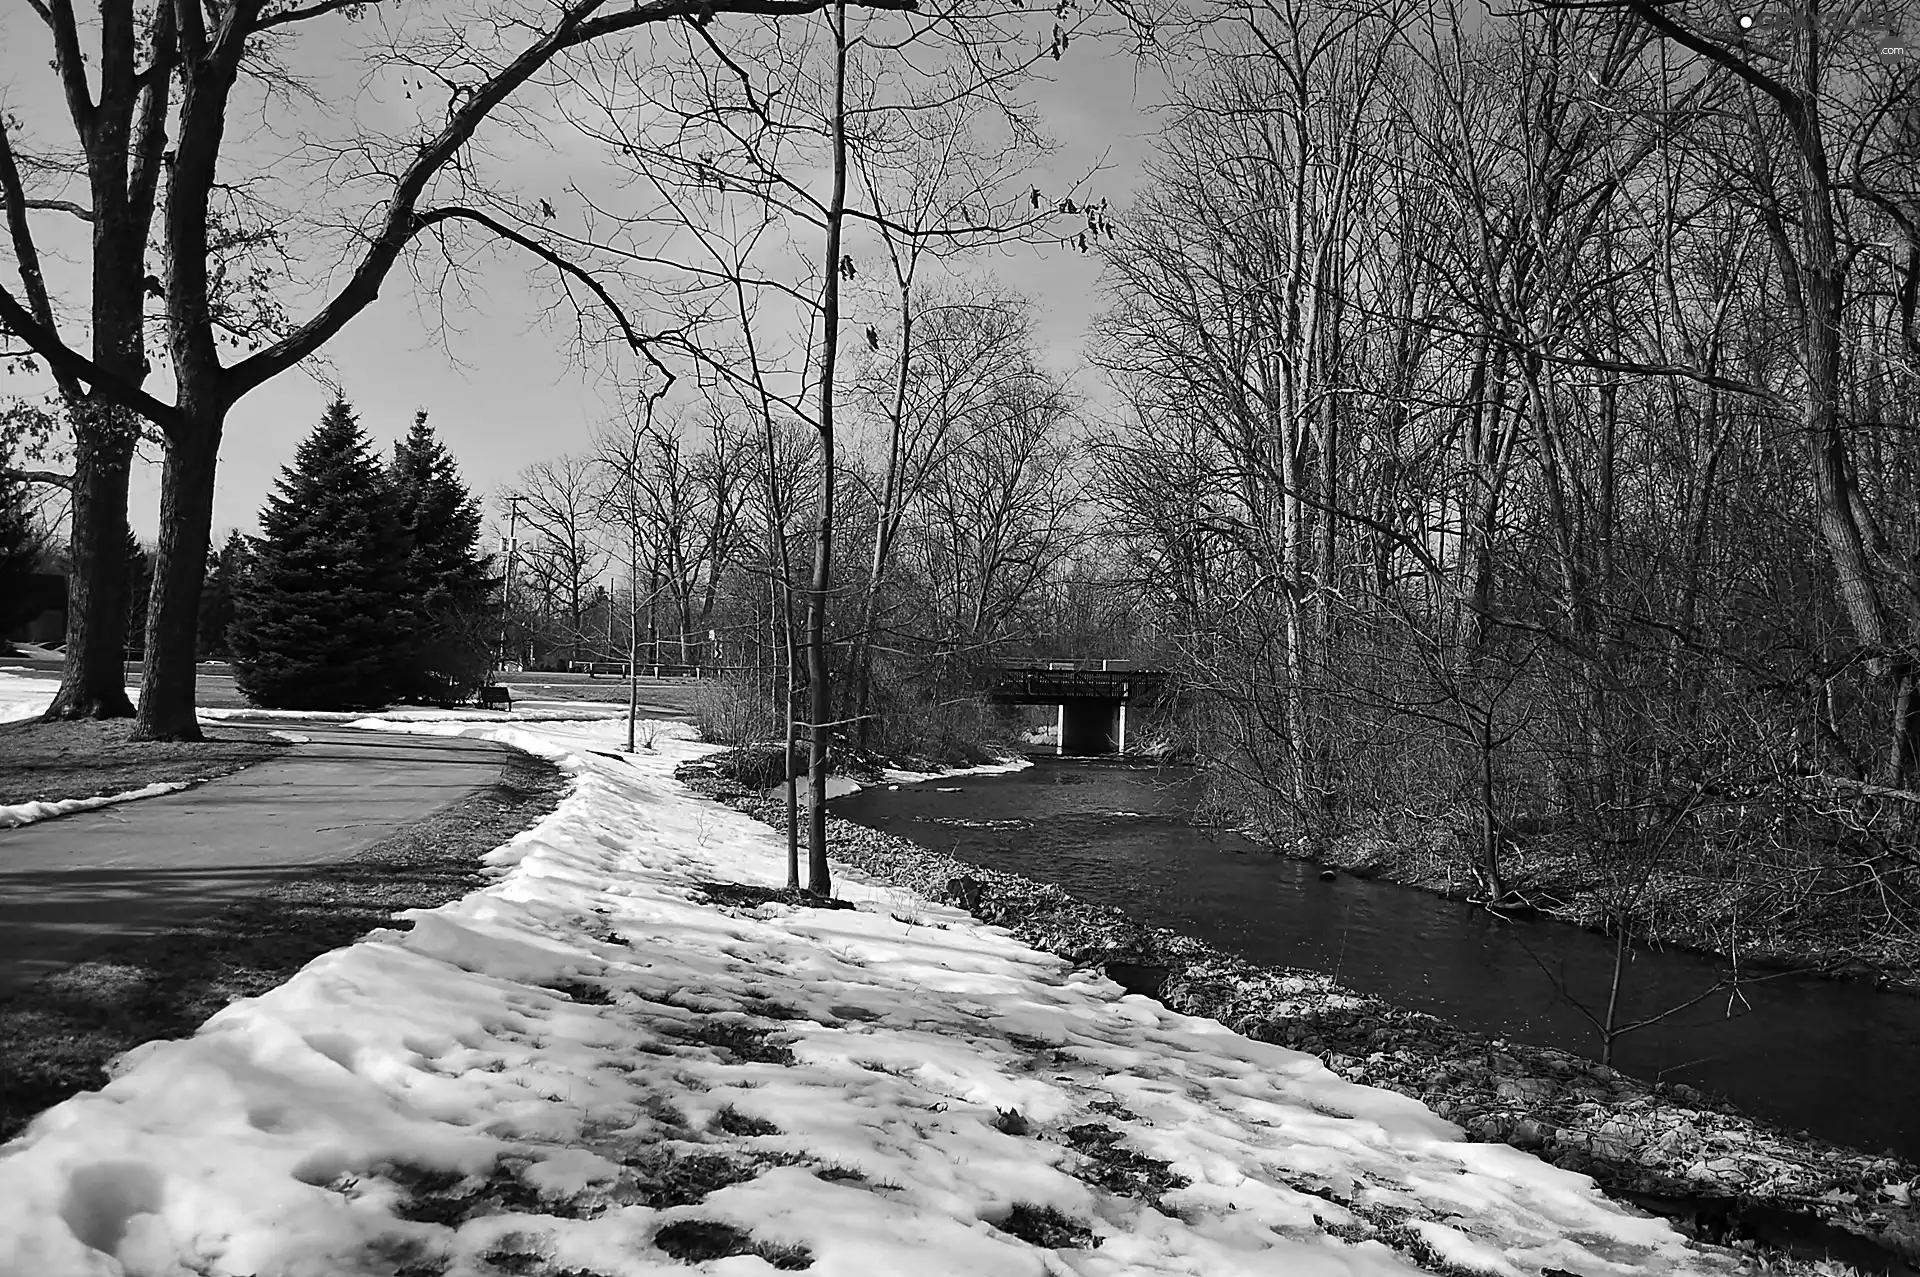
left=681, top=749, right=1920, bottom=1276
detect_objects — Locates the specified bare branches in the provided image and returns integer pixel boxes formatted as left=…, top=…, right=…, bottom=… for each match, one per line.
left=414, top=205, right=680, bottom=395
left=228, top=0, right=919, bottom=403
left=0, top=287, right=184, bottom=431
left=0, top=123, right=66, bottom=363
left=253, top=0, right=378, bottom=32
left=3, top=197, right=94, bottom=222
left=0, top=466, right=74, bottom=491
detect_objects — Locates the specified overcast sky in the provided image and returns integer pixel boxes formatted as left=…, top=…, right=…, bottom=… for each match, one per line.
left=0, top=5, right=1168, bottom=548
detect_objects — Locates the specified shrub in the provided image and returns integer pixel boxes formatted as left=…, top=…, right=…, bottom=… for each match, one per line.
left=693, top=678, right=778, bottom=745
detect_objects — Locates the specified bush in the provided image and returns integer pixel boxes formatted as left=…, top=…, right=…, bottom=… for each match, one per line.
left=867, top=679, right=1012, bottom=767
left=692, top=678, right=778, bottom=745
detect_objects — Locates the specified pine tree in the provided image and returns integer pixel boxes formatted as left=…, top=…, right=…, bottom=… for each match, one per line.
left=389, top=410, right=495, bottom=702
left=0, top=475, right=42, bottom=642
left=229, top=398, right=412, bottom=709
left=197, top=530, right=249, bottom=660
left=124, top=527, right=153, bottom=658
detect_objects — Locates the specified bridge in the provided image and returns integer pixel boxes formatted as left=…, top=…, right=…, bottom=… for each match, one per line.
left=989, top=662, right=1169, bottom=755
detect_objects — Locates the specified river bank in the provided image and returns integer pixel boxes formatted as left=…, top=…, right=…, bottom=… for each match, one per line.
left=681, top=751, right=1920, bottom=1275
left=1270, top=808, right=1920, bottom=996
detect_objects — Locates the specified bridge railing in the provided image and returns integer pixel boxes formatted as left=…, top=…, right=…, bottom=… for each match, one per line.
left=989, top=665, right=1168, bottom=704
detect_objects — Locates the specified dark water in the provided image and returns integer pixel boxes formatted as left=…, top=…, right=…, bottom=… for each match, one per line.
left=833, top=755, right=1920, bottom=1163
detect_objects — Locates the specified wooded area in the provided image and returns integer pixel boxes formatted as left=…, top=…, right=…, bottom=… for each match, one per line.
left=1094, top=0, right=1920, bottom=966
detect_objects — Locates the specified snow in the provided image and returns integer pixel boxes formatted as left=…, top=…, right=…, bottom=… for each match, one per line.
left=0, top=668, right=63, bottom=723
left=0, top=713, right=1731, bottom=1277
left=763, top=774, right=866, bottom=805
left=880, top=757, right=1033, bottom=786
left=763, top=757, right=1032, bottom=807
left=0, top=781, right=191, bottom=829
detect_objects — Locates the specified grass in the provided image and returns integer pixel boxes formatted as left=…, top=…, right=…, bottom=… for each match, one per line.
left=994, top=1202, right=1100, bottom=1249
left=652, top=1220, right=812, bottom=1270
left=0, top=718, right=289, bottom=806
left=0, top=746, right=568, bottom=1143
left=1062, top=1123, right=1190, bottom=1208
left=711, top=1104, right=781, bottom=1137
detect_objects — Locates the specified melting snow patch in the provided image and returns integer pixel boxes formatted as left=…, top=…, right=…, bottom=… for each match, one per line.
left=0, top=668, right=67, bottom=723
left=0, top=781, right=190, bottom=828
left=880, top=757, right=1033, bottom=785
left=0, top=716, right=1737, bottom=1277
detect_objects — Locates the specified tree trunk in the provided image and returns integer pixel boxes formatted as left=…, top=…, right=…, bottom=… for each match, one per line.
left=851, top=279, right=914, bottom=752
left=134, top=416, right=223, bottom=741
left=1479, top=712, right=1505, bottom=902
left=43, top=404, right=137, bottom=721
left=647, top=566, right=660, bottom=669
left=806, top=0, right=850, bottom=896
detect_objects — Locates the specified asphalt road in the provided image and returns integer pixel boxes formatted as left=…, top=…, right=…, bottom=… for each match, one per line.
left=0, top=727, right=512, bottom=994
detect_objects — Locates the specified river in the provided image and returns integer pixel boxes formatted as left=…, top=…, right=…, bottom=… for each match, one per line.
left=831, top=755, right=1920, bottom=1164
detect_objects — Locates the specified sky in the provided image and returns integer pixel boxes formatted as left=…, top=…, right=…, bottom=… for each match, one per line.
left=0, top=2, right=1170, bottom=547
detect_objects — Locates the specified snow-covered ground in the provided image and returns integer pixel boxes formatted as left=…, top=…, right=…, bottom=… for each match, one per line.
left=0, top=667, right=64, bottom=723
left=0, top=711, right=1734, bottom=1277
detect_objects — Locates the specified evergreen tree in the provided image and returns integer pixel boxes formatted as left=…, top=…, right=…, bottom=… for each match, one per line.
left=124, top=527, right=153, bottom=658
left=0, top=475, right=42, bottom=642
left=389, top=410, right=495, bottom=702
left=229, top=398, right=411, bottom=709
left=197, top=530, right=249, bottom=660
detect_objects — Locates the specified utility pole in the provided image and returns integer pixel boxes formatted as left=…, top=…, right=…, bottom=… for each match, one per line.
left=501, top=495, right=522, bottom=671
left=628, top=524, right=641, bottom=752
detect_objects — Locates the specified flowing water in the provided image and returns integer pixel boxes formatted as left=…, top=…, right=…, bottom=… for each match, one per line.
left=832, top=755, right=1920, bottom=1163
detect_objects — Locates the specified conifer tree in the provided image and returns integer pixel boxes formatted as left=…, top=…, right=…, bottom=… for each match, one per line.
left=389, top=410, right=495, bottom=702
left=229, top=398, right=411, bottom=709
left=124, top=527, right=153, bottom=659
left=0, top=475, right=41, bottom=642
left=198, top=531, right=249, bottom=660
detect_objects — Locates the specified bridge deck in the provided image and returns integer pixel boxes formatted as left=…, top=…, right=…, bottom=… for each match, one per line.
left=989, top=667, right=1168, bottom=705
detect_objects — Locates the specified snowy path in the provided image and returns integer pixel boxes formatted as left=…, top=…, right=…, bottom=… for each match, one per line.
left=0, top=717, right=1733, bottom=1276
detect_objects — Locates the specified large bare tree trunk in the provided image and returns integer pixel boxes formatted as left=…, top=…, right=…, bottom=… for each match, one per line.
left=136, top=416, right=222, bottom=739
left=29, top=0, right=174, bottom=723
left=45, top=406, right=137, bottom=721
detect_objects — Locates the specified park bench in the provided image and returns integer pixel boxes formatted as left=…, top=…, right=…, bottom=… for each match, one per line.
left=478, top=685, right=512, bottom=709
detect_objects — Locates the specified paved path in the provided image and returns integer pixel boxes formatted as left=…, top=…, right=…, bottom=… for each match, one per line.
left=0, top=656, right=702, bottom=719
left=0, top=727, right=511, bottom=995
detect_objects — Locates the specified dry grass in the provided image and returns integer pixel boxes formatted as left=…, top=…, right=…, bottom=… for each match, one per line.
left=0, top=718, right=288, bottom=806
left=0, top=746, right=569, bottom=1143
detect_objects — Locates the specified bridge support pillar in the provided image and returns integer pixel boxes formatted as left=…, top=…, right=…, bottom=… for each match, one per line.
left=1058, top=699, right=1125, bottom=755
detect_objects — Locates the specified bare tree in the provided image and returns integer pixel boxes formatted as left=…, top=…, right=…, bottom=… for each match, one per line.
left=0, top=0, right=933, bottom=741
left=505, top=456, right=608, bottom=666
